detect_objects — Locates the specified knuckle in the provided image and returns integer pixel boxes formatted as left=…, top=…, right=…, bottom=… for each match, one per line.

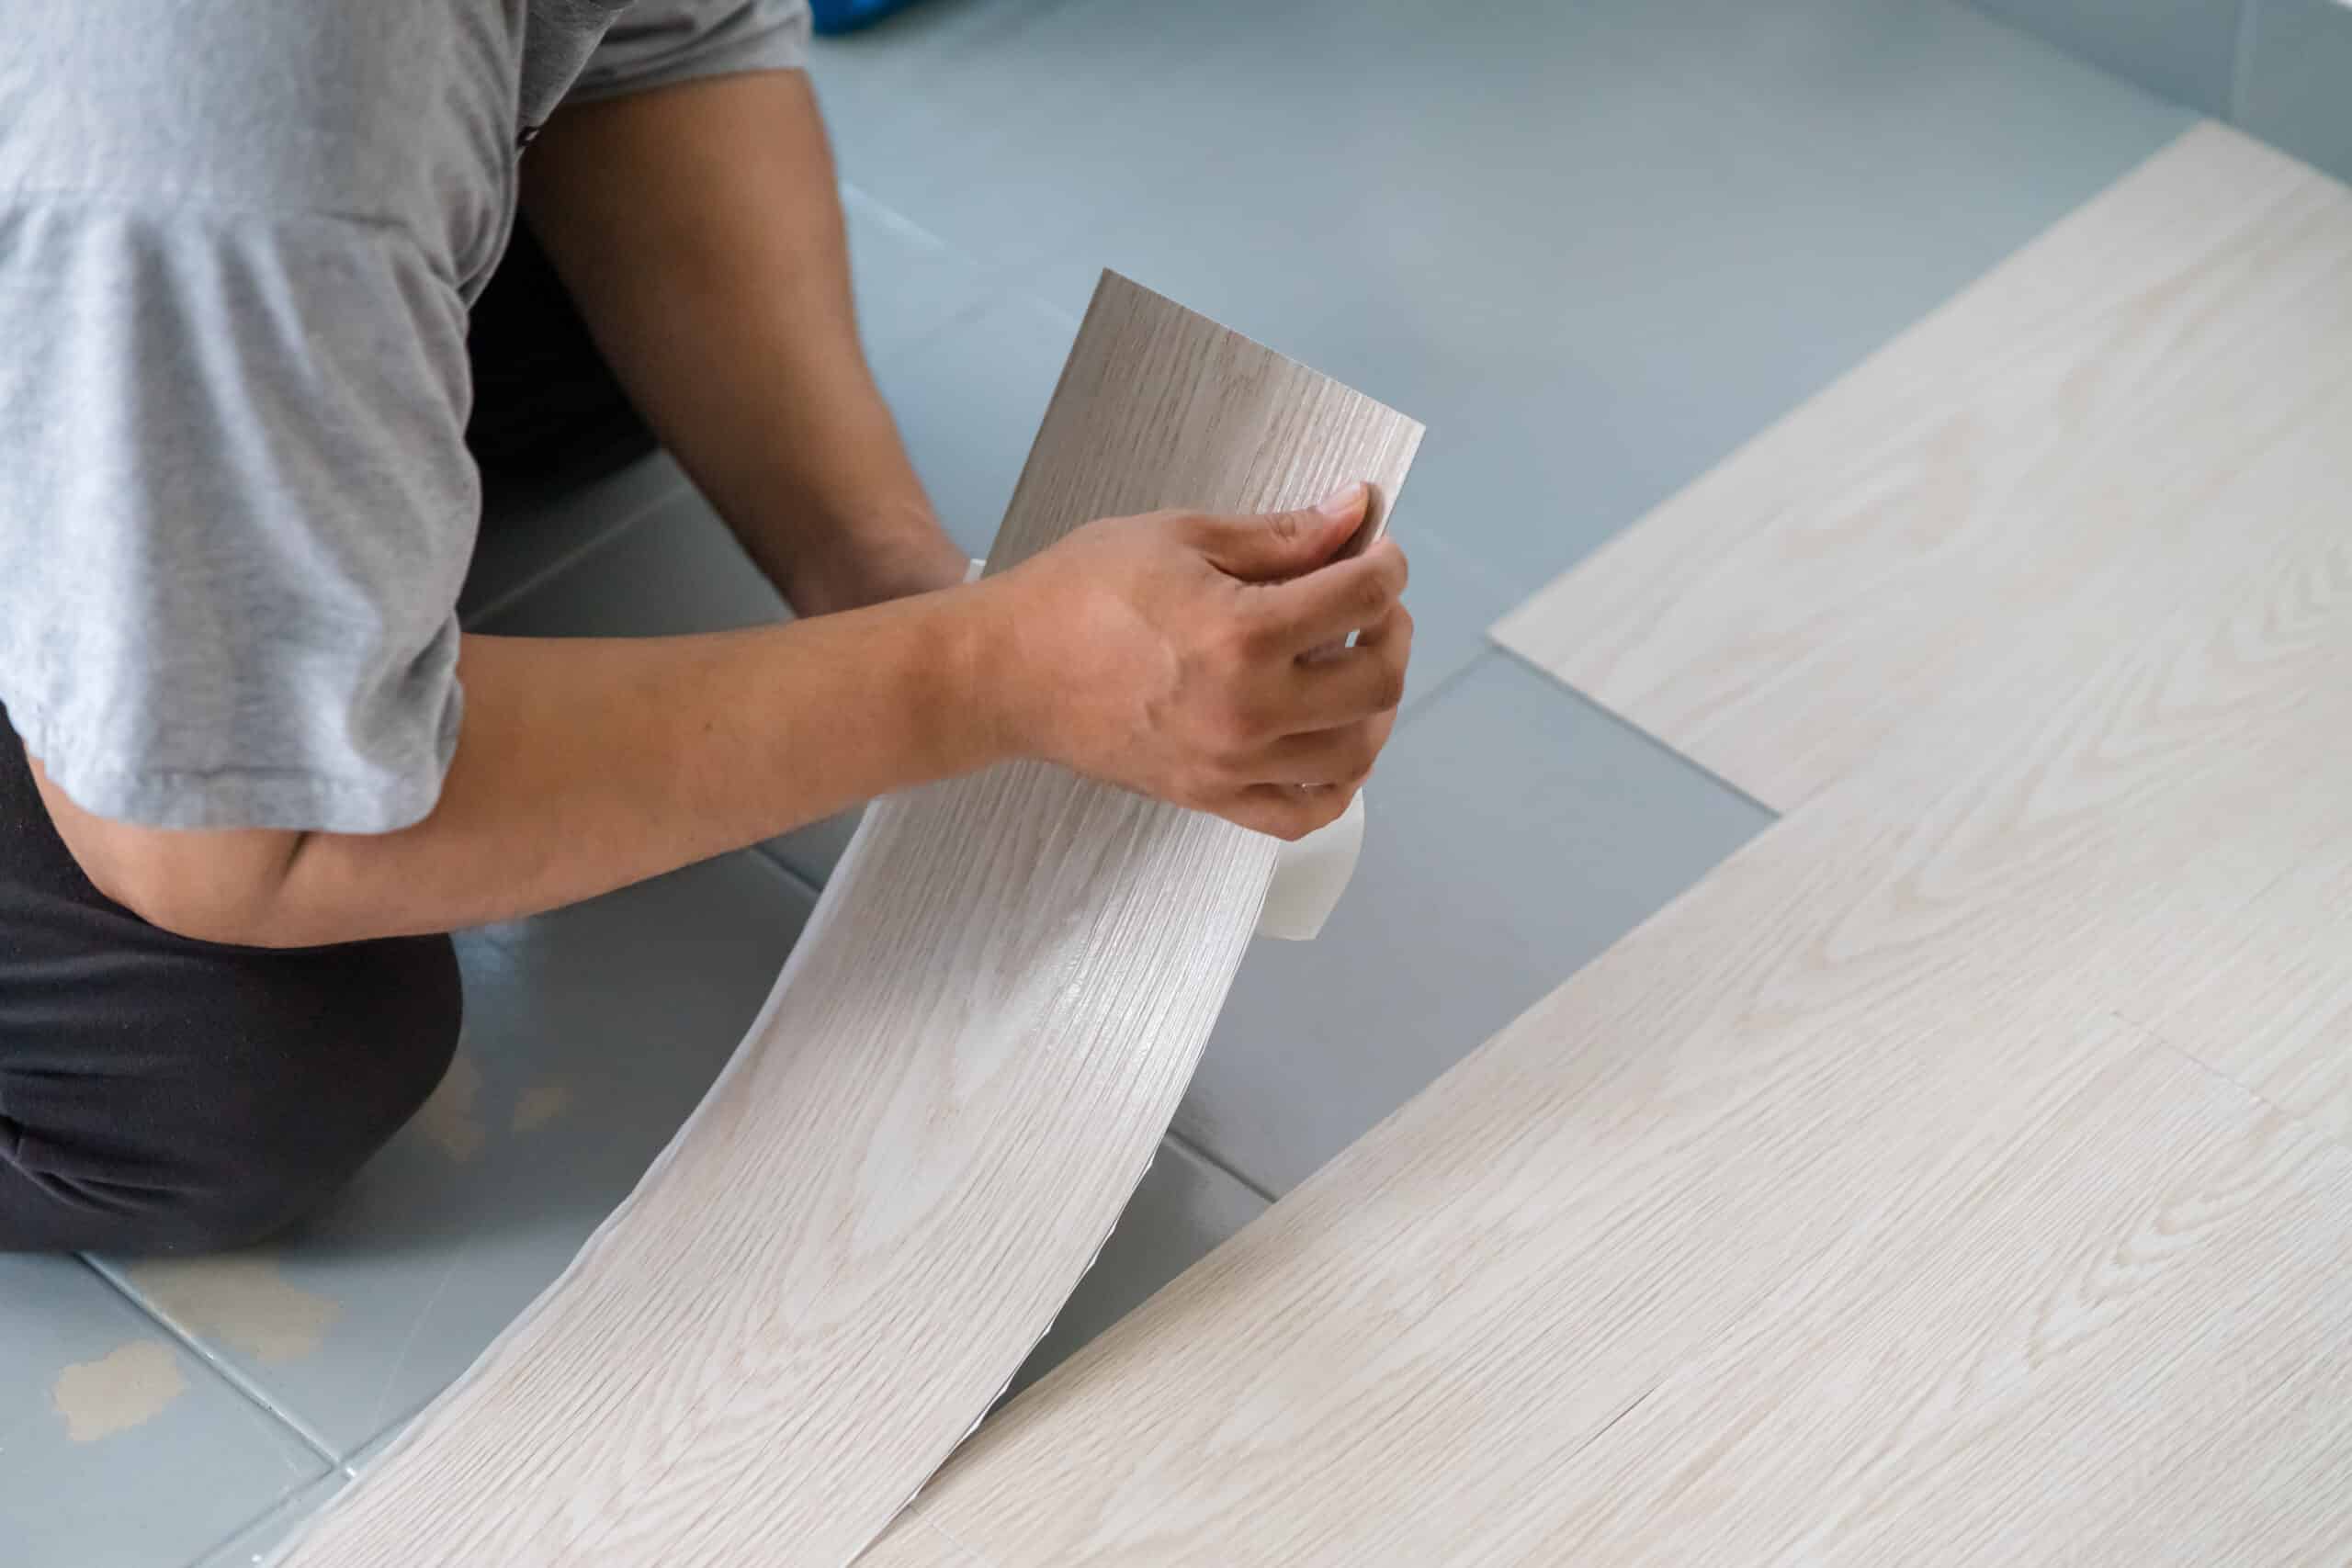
left=1264, top=508, right=1305, bottom=550
left=1373, top=665, right=1408, bottom=712
left=1232, top=606, right=1283, bottom=662
left=1214, top=695, right=1267, bottom=749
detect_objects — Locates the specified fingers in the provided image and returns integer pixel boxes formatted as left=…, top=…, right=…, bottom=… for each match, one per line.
left=1250, top=709, right=1397, bottom=786
left=1236, top=602, right=1411, bottom=742
left=1200, top=604, right=1409, bottom=836
left=1218, top=782, right=1361, bottom=842
left=1188, top=482, right=1369, bottom=581
left=1250, top=538, right=1408, bottom=658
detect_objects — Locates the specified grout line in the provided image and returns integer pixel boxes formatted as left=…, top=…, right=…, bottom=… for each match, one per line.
left=839, top=177, right=963, bottom=258
left=463, top=468, right=686, bottom=630
left=748, top=838, right=833, bottom=904
left=2228, top=0, right=2262, bottom=123
left=1396, top=645, right=1491, bottom=729
left=1163, top=1125, right=1277, bottom=1205
left=74, top=1253, right=344, bottom=1468
left=1487, top=637, right=1782, bottom=819
left=865, top=287, right=1004, bottom=378
left=180, top=1475, right=338, bottom=1568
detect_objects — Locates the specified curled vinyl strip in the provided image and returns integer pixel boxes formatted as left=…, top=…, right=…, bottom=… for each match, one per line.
left=271, top=273, right=1419, bottom=1568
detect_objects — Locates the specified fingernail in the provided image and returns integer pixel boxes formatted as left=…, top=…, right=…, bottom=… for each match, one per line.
left=1317, top=482, right=1365, bottom=520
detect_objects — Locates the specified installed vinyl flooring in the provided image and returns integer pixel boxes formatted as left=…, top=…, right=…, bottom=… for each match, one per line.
left=861, top=121, right=2352, bottom=1563
left=3, top=3, right=2207, bottom=1562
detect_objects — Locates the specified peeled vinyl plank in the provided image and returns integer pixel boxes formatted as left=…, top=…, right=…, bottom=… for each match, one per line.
left=1492, top=122, right=2352, bottom=811
left=270, top=273, right=1420, bottom=1568
left=1004, top=1135, right=1267, bottom=1401
left=90, top=852, right=813, bottom=1464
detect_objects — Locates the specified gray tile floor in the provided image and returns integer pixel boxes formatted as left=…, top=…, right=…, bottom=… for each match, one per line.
left=5, top=3, right=2195, bottom=1562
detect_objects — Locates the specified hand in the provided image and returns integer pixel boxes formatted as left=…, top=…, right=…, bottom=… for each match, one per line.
left=982, top=482, right=1412, bottom=840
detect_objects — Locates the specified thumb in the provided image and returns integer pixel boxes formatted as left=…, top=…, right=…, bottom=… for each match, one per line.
left=1192, top=482, right=1369, bottom=581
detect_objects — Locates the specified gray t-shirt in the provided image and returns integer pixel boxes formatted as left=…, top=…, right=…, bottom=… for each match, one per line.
left=0, top=0, right=809, bottom=832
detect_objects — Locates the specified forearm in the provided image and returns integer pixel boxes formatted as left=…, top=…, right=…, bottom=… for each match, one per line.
left=39, top=591, right=1009, bottom=948
left=520, top=69, right=958, bottom=611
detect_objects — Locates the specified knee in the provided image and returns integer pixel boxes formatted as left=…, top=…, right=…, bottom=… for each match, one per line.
left=6, top=933, right=463, bottom=1255
left=197, top=935, right=465, bottom=1239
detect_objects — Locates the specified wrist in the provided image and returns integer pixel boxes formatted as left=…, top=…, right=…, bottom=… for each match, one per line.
left=929, top=576, right=1033, bottom=773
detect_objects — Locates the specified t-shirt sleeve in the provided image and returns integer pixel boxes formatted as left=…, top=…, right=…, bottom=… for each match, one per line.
left=568, top=0, right=813, bottom=104
left=0, top=203, right=478, bottom=833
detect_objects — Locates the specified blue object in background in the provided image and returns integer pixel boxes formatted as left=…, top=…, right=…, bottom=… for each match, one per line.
left=811, top=0, right=927, bottom=33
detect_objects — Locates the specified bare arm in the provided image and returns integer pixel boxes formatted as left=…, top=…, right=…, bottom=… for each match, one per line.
left=40, top=492, right=1409, bottom=949
left=37, top=592, right=993, bottom=947
left=519, top=69, right=967, bottom=614
left=35, top=71, right=1412, bottom=949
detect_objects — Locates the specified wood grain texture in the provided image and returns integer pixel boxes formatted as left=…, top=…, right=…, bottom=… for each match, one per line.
left=1492, top=121, right=2352, bottom=812
left=2125, top=837, right=2352, bottom=1153
left=861, top=202, right=2352, bottom=1561
left=271, top=273, right=1419, bottom=1568
left=1484, top=1032, right=2352, bottom=1568
left=850, top=1515, right=991, bottom=1568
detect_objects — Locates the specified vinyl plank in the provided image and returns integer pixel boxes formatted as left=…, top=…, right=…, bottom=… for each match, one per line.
left=1484, top=1034, right=2352, bottom=1565
left=96, top=853, right=812, bottom=1462
left=777, top=279, right=1493, bottom=894
left=2129, top=838, right=2352, bottom=1151
left=272, top=276, right=1420, bottom=1568
left=854, top=1513, right=992, bottom=1568
left=1007, top=1137, right=1266, bottom=1401
left=1493, top=122, right=2352, bottom=810
left=905, top=437, right=2352, bottom=1559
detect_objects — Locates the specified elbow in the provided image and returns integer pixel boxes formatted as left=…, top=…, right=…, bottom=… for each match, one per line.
left=28, top=756, right=325, bottom=947
left=88, top=853, right=308, bottom=949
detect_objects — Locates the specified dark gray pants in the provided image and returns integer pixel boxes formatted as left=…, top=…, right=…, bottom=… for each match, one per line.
left=0, top=713, right=463, bottom=1252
